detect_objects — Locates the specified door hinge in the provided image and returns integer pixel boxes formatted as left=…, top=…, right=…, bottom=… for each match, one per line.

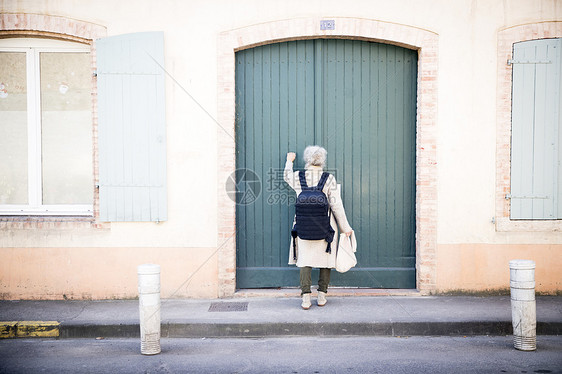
left=505, top=194, right=549, bottom=199
left=507, top=59, right=551, bottom=66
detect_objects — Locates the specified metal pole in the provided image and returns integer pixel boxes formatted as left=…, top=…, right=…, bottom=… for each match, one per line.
left=509, top=259, right=536, bottom=351
left=137, top=264, right=161, bottom=355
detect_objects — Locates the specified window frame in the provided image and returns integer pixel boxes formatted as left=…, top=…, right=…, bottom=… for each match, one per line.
left=495, top=23, right=562, bottom=232
left=0, top=38, right=94, bottom=216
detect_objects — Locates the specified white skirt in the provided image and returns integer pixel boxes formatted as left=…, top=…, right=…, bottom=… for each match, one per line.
left=288, top=214, right=339, bottom=268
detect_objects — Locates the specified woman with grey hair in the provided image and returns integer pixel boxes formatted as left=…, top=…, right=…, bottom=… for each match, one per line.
left=284, top=145, right=353, bottom=309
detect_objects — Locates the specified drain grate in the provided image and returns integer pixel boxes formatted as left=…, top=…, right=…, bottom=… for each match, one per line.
left=208, top=302, right=248, bottom=312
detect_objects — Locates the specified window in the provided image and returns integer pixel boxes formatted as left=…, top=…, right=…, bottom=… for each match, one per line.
left=510, top=38, right=562, bottom=220
left=0, top=38, right=93, bottom=215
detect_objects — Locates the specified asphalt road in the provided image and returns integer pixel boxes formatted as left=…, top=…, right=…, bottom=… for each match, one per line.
left=0, top=336, right=560, bottom=374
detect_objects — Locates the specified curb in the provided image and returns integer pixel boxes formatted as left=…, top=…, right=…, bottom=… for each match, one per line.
left=4, top=321, right=560, bottom=339
left=56, top=321, right=562, bottom=339
left=0, top=321, right=59, bottom=338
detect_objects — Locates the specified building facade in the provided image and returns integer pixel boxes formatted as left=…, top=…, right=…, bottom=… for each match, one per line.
left=0, top=0, right=560, bottom=299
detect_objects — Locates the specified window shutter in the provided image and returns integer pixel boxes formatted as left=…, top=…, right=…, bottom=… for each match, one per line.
left=96, top=32, right=167, bottom=222
left=511, top=39, right=561, bottom=219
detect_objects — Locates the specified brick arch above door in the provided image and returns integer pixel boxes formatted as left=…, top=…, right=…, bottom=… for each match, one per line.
left=217, top=17, right=439, bottom=297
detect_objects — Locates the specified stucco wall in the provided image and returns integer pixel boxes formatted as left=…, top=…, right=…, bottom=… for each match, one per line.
left=0, top=0, right=561, bottom=299
left=0, top=247, right=217, bottom=299
left=437, top=244, right=561, bottom=293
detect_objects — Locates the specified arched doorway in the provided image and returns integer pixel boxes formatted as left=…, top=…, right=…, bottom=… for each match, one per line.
left=235, top=39, right=417, bottom=288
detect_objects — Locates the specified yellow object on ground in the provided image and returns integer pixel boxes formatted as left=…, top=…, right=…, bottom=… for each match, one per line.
left=0, top=322, right=18, bottom=338
left=0, top=321, right=60, bottom=338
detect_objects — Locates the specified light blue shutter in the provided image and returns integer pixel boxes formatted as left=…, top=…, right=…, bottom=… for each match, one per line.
left=511, top=38, right=561, bottom=219
left=97, top=32, right=167, bottom=222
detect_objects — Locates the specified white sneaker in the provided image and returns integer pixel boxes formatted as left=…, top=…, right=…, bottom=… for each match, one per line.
left=317, top=291, right=327, bottom=307
left=301, top=293, right=312, bottom=310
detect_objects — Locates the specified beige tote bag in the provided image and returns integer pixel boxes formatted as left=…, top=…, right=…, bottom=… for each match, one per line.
left=335, top=231, right=357, bottom=273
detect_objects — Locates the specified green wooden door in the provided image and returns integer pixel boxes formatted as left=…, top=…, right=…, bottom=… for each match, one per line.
left=235, top=39, right=417, bottom=288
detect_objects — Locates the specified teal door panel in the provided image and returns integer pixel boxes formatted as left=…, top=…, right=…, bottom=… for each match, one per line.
left=237, top=268, right=415, bottom=289
left=235, top=39, right=417, bottom=288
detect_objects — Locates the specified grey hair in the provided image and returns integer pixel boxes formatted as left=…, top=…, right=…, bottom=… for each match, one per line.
left=303, top=145, right=327, bottom=168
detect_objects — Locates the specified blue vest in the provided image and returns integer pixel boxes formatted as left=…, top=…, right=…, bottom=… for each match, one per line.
left=291, top=171, right=335, bottom=259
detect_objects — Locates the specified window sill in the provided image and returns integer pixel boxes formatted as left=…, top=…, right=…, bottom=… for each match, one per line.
left=495, top=217, right=562, bottom=232
left=0, top=205, right=93, bottom=216
left=0, top=214, right=109, bottom=230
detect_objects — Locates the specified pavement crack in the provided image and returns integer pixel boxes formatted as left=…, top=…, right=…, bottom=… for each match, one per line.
left=61, top=302, right=88, bottom=322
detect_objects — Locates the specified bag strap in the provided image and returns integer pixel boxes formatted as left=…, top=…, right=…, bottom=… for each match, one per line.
left=325, top=208, right=333, bottom=254
left=292, top=230, right=298, bottom=260
left=298, top=171, right=308, bottom=188
left=316, top=172, right=330, bottom=191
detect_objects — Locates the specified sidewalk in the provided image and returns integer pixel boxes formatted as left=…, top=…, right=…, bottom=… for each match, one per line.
left=0, top=295, right=560, bottom=339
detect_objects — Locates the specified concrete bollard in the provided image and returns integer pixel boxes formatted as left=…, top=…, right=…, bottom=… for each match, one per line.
left=509, top=259, right=536, bottom=351
left=137, top=264, right=161, bottom=355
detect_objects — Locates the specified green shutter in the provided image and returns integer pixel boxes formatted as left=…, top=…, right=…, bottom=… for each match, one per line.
left=236, top=39, right=417, bottom=288
left=511, top=39, right=561, bottom=219
left=96, top=32, right=167, bottom=222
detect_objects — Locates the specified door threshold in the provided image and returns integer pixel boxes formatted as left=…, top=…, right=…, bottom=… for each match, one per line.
left=233, top=288, right=424, bottom=298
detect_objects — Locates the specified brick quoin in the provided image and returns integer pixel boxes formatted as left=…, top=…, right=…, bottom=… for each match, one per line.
left=495, top=21, right=562, bottom=232
left=217, top=18, right=439, bottom=296
left=0, top=13, right=107, bottom=230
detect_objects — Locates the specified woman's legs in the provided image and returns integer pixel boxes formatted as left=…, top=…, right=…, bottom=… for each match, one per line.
left=299, top=266, right=312, bottom=295
left=301, top=267, right=331, bottom=293
left=299, top=266, right=313, bottom=309
left=318, top=268, right=331, bottom=293
left=300, top=267, right=331, bottom=308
